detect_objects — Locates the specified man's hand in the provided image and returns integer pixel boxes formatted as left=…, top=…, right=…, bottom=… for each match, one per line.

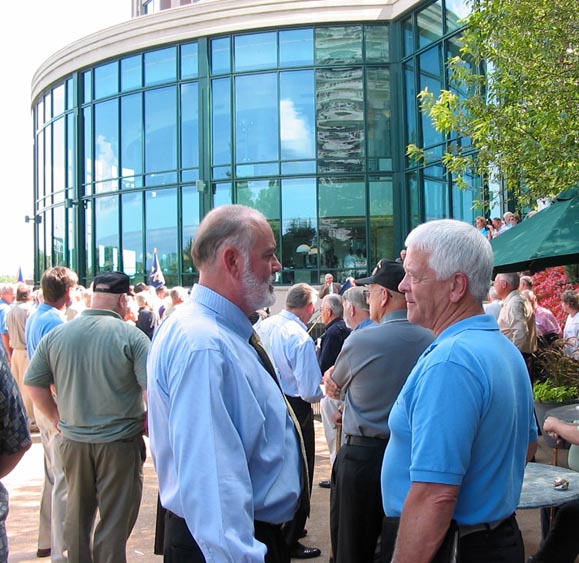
left=323, top=366, right=341, bottom=399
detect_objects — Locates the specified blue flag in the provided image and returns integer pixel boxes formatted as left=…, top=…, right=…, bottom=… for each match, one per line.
left=17, top=267, right=24, bottom=283
left=149, top=249, right=165, bottom=289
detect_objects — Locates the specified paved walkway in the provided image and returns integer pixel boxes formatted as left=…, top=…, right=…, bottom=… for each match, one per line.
left=4, top=422, right=552, bottom=562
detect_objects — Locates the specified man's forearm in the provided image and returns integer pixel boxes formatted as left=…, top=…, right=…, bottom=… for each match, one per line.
left=26, top=385, right=60, bottom=428
left=392, top=482, right=458, bottom=563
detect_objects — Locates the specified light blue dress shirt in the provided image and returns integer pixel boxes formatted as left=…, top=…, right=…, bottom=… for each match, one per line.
left=25, top=303, right=66, bottom=358
left=256, top=310, right=324, bottom=403
left=147, top=284, right=301, bottom=562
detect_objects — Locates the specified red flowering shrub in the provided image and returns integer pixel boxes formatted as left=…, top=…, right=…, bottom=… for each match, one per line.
left=532, top=267, right=579, bottom=328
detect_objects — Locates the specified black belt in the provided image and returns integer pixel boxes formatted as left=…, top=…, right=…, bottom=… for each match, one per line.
left=459, top=514, right=515, bottom=538
left=345, top=434, right=388, bottom=447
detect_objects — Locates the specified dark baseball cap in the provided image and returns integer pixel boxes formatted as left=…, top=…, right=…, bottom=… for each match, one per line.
left=355, top=259, right=405, bottom=293
left=93, top=272, right=132, bottom=295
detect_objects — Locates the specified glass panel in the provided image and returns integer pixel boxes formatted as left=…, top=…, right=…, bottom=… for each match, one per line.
left=182, top=170, right=198, bottom=183
left=94, top=99, right=119, bottom=182
left=121, top=55, right=142, bottom=91
left=211, top=37, right=231, bottom=75
left=53, top=205, right=66, bottom=266
left=37, top=130, right=44, bottom=200
left=85, top=200, right=93, bottom=280
left=145, top=189, right=178, bottom=277
left=38, top=212, right=46, bottom=273
left=94, top=61, right=119, bottom=100
left=121, top=192, right=144, bottom=278
left=67, top=114, right=74, bottom=188
left=452, top=169, right=481, bottom=222
left=181, top=42, right=198, bottom=79
left=316, top=68, right=365, bottom=173
left=95, top=195, right=120, bottom=272
left=182, top=186, right=200, bottom=276
left=319, top=177, right=366, bottom=283
left=280, top=29, right=314, bottom=67
left=66, top=78, right=74, bottom=111
left=83, top=71, right=92, bottom=104
left=315, top=26, right=363, bottom=65
left=45, top=124, right=52, bottom=202
left=36, top=98, right=45, bottom=129
left=234, top=32, right=277, bottom=72
left=424, top=165, right=448, bottom=220
left=53, top=117, right=65, bottom=199
left=83, top=107, right=93, bottom=190
left=212, top=166, right=231, bottom=180
left=45, top=210, right=52, bottom=267
left=281, top=161, right=316, bottom=175
left=45, top=92, right=52, bottom=121
left=408, top=171, right=421, bottom=229
left=237, top=162, right=279, bottom=177
left=280, top=70, right=315, bottom=160
left=181, top=82, right=199, bottom=169
left=53, top=84, right=65, bottom=116
left=212, top=78, right=231, bottom=166
left=369, top=178, right=394, bottom=264
left=121, top=94, right=143, bottom=181
left=446, top=0, right=471, bottom=31
left=145, top=47, right=177, bottom=87
left=402, top=17, right=414, bottom=57
left=213, top=182, right=232, bottom=207
left=236, top=179, right=280, bottom=220
left=67, top=205, right=75, bottom=267
left=281, top=177, right=318, bottom=284
left=418, top=1, right=443, bottom=49
left=235, top=73, right=278, bottom=163
left=365, top=25, right=390, bottom=63
left=419, top=45, right=444, bottom=148
left=366, top=67, right=392, bottom=171
left=145, top=86, right=177, bottom=174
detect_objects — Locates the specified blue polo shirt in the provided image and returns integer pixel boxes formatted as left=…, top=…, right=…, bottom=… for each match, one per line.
left=25, top=303, right=66, bottom=358
left=382, top=313, right=538, bottom=525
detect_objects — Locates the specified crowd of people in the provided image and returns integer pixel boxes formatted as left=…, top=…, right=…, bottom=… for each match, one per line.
left=0, top=204, right=578, bottom=562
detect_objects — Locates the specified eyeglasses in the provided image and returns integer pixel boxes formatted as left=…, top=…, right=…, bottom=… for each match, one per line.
left=363, top=287, right=392, bottom=301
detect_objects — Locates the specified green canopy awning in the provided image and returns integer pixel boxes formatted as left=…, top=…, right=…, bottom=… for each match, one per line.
left=491, top=188, right=579, bottom=273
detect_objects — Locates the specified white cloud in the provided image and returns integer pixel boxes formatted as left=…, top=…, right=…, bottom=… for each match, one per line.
left=280, top=99, right=314, bottom=158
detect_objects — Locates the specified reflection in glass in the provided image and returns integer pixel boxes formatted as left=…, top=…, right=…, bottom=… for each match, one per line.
left=424, top=165, right=448, bottom=220
left=280, top=29, right=314, bottom=67
left=408, top=171, right=421, bottom=229
left=235, top=32, right=277, bottom=72
left=67, top=206, right=75, bottom=267
left=402, top=17, right=414, bottom=57
left=121, top=55, right=142, bottom=92
left=280, top=71, right=315, bottom=160
left=182, top=186, right=200, bottom=276
left=95, top=99, right=119, bottom=183
left=419, top=46, right=444, bottom=148
left=235, top=74, right=278, bottom=163
left=53, top=118, right=65, bottom=201
left=121, top=94, right=143, bottom=181
left=121, top=192, right=143, bottom=278
left=237, top=179, right=280, bottom=221
left=145, top=87, right=177, bottom=174
left=83, top=71, right=92, bottom=104
left=212, top=78, right=231, bottom=166
left=417, top=1, right=443, bottom=49
left=181, top=83, right=199, bottom=169
left=94, top=61, right=119, bottom=100
left=213, top=183, right=232, bottom=208
left=95, top=195, right=120, bottom=273
left=446, top=0, right=472, bottom=30
left=366, top=67, right=391, bottom=171
left=319, top=177, right=366, bottom=283
left=45, top=124, right=52, bottom=202
left=315, top=26, right=363, bottom=65
left=369, top=178, right=394, bottom=264
left=181, top=43, right=198, bottom=79
left=36, top=98, right=44, bottom=129
left=85, top=200, right=93, bottom=280
left=316, top=68, right=365, bottom=173
left=66, top=79, right=74, bottom=111
left=53, top=205, right=66, bottom=266
left=67, top=114, right=74, bottom=188
left=53, top=84, right=65, bottom=117
left=83, top=107, right=93, bottom=190
left=211, top=37, right=231, bottom=75
left=45, top=93, right=52, bottom=121
left=38, top=212, right=46, bottom=273
left=44, top=211, right=52, bottom=268
left=37, top=131, right=44, bottom=200
left=365, top=25, right=390, bottom=63
left=145, top=47, right=177, bottom=87
left=146, top=189, right=177, bottom=276
left=452, top=169, right=480, bottom=222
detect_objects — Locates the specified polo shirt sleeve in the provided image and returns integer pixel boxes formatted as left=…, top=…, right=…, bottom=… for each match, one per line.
left=130, top=327, right=150, bottom=390
left=23, top=335, right=55, bottom=388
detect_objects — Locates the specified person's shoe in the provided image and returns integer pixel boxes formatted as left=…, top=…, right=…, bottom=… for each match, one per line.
left=36, top=548, right=51, bottom=558
left=290, top=542, right=321, bottom=559
left=299, top=528, right=308, bottom=538
left=318, top=480, right=331, bottom=489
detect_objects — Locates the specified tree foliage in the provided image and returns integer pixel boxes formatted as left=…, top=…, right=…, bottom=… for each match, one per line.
left=408, top=0, right=579, bottom=208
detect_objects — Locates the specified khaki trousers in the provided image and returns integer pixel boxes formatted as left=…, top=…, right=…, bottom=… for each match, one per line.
left=10, top=349, right=34, bottom=421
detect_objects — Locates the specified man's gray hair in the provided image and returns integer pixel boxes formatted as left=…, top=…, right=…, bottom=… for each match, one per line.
left=405, top=219, right=493, bottom=302
left=497, top=272, right=520, bottom=291
left=343, top=287, right=369, bottom=312
left=286, top=283, right=318, bottom=309
left=192, top=205, right=268, bottom=268
left=323, top=294, right=343, bottom=317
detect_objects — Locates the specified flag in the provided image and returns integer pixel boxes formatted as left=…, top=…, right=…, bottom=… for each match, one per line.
left=149, top=249, right=165, bottom=288
left=339, top=278, right=354, bottom=295
left=17, top=267, right=24, bottom=283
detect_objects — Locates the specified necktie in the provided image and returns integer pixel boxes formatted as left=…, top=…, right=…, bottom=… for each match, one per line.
left=249, top=331, right=310, bottom=515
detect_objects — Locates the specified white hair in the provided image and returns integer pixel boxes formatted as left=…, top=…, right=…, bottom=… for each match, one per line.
left=405, top=219, right=494, bottom=303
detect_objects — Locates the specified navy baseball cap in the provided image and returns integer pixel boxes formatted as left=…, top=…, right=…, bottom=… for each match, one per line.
left=355, top=259, right=405, bottom=293
left=93, top=272, right=132, bottom=295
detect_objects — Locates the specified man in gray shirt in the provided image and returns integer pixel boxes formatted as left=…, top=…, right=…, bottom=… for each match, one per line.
left=323, top=259, right=434, bottom=563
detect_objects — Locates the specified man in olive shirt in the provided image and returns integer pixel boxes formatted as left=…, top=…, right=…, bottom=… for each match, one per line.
left=25, top=272, right=150, bottom=563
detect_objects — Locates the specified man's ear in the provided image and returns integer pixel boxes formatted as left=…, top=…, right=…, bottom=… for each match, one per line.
left=449, top=272, right=469, bottom=303
left=222, top=246, right=243, bottom=278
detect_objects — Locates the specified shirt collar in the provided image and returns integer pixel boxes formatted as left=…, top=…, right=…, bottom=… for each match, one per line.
left=380, top=309, right=407, bottom=324
left=280, top=309, right=308, bottom=331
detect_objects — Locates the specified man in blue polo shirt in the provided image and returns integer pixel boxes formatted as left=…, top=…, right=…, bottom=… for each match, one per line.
left=381, top=219, right=538, bottom=563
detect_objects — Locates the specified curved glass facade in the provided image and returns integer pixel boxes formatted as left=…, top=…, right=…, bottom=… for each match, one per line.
left=32, top=0, right=478, bottom=287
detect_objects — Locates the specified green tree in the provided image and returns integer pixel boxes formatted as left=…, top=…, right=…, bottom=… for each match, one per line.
left=408, top=0, right=579, bottom=208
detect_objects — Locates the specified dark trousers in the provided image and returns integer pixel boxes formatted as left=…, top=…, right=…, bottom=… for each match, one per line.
left=330, top=441, right=387, bottom=563
left=163, top=511, right=290, bottom=563
left=381, top=514, right=524, bottom=563
left=283, top=395, right=315, bottom=549
left=534, top=500, right=579, bottom=563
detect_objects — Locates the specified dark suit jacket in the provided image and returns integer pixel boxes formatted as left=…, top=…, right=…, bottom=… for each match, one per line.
left=319, top=283, right=342, bottom=299
left=318, top=318, right=351, bottom=374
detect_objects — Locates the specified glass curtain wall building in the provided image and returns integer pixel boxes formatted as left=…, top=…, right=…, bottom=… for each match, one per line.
left=31, top=0, right=477, bottom=287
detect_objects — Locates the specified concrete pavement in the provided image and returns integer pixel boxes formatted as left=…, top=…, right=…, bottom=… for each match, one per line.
left=3, top=422, right=551, bottom=562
